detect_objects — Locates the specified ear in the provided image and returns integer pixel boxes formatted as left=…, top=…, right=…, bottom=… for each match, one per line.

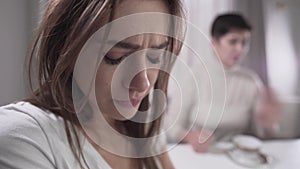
left=211, top=37, right=218, bottom=47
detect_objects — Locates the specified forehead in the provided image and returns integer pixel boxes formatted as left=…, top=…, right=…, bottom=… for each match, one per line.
left=103, top=0, right=171, bottom=48
left=114, top=0, right=169, bottom=17
left=118, top=34, right=168, bottom=49
left=224, top=30, right=251, bottom=38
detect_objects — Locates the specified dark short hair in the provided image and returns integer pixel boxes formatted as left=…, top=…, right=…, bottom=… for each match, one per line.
left=211, top=13, right=252, bottom=39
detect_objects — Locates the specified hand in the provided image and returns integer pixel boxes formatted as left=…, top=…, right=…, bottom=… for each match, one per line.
left=183, top=130, right=214, bottom=153
left=255, top=87, right=282, bottom=132
left=159, top=152, right=175, bottom=169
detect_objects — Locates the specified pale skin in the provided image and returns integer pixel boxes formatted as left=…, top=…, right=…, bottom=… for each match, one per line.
left=84, top=0, right=175, bottom=168
left=183, top=30, right=281, bottom=153
left=212, top=30, right=250, bottom=68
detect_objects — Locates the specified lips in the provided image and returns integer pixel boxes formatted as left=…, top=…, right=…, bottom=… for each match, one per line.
left=232, top=55, right=240, bottom=62
left=130, top=98, right=141, bottom=107
left=113, top=98, right=142, bottom=108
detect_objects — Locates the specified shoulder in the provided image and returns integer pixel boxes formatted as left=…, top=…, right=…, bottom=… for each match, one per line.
left=0, top=102, right=108, bottom=169
left=0, top=101, right=51, bottom=137
left=0, top=101, right=77, bottom=168
left=0, top=102, right=58, bottom=168
left=0, top=102, right=111, bottom=169
left=0, top=101, right=65, bottom=139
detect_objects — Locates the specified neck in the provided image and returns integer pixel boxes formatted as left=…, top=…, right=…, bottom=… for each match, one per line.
left=82, top=102, right=137, bottom=159
left=85, top=134, right=141, bottom=169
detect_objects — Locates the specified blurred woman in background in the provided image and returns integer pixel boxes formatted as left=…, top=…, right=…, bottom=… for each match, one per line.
left=166, top=13, right=281, bottom=153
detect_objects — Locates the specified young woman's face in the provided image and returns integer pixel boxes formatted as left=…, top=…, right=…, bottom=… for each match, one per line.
left=212, top=30, right=251, bottom=68
left=95, top=0, right=169, bottom=121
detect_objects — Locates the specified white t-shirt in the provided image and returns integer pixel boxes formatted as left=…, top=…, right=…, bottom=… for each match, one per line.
left=0, top=101, right=112, bottom=169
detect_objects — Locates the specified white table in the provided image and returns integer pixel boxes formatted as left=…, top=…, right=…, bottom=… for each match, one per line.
left=168, top=139, right=300, bottom=169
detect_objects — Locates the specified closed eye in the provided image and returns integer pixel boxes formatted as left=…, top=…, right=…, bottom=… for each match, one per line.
left=104, top=55, right=125, bottom=65
left=105, top=54, right=162, bottom=65
left=229, top=39, right=238, bottom=45
left=103, top=48, right=165, bottom=65
left=147, top=55, right=161, bottom=64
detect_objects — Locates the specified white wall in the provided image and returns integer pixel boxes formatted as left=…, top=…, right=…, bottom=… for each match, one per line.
left=263, top=0, right=299, bottom=100
left=0, top=0, right=39, bottom=105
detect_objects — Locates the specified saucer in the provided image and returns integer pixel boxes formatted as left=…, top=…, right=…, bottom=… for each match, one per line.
left=209, top=141, right=235, bottom=153
left=227, top=148, right=273, bottom=168
left=228, top=135, right=273, bottom=167
left=232, top=135, right=262, bottom=151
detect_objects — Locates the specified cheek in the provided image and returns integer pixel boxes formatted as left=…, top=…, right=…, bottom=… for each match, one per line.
left=217, top=46, right=229, bottom=59
left=215, top=44, right=227, bottom=57
left=220, top=46, right=234, bottom=60
left=95, top=64, right=114, bottom=97
left=218, top=40, right=232, bottom=53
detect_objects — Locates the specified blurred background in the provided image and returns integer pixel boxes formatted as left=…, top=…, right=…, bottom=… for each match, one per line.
left=0, top=0, right=39, bottom=105
left=0, top=0, right=299, bottom=138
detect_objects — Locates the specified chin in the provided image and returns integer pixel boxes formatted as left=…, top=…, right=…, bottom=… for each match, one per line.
left=113, top=110, right=137, bottom=121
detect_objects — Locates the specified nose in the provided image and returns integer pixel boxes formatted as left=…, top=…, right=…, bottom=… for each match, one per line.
left=236, top=42, right=245, bottom=53
left=129, top=70, right=150, bottom=93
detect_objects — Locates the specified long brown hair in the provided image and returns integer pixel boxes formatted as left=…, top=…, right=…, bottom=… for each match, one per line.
left=25, top=0, right=185, bottom=168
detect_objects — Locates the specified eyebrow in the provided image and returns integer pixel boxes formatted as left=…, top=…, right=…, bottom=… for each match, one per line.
left=108, top=41, right=140, bottom=50
left=107, top=40, right=169, bottom=50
